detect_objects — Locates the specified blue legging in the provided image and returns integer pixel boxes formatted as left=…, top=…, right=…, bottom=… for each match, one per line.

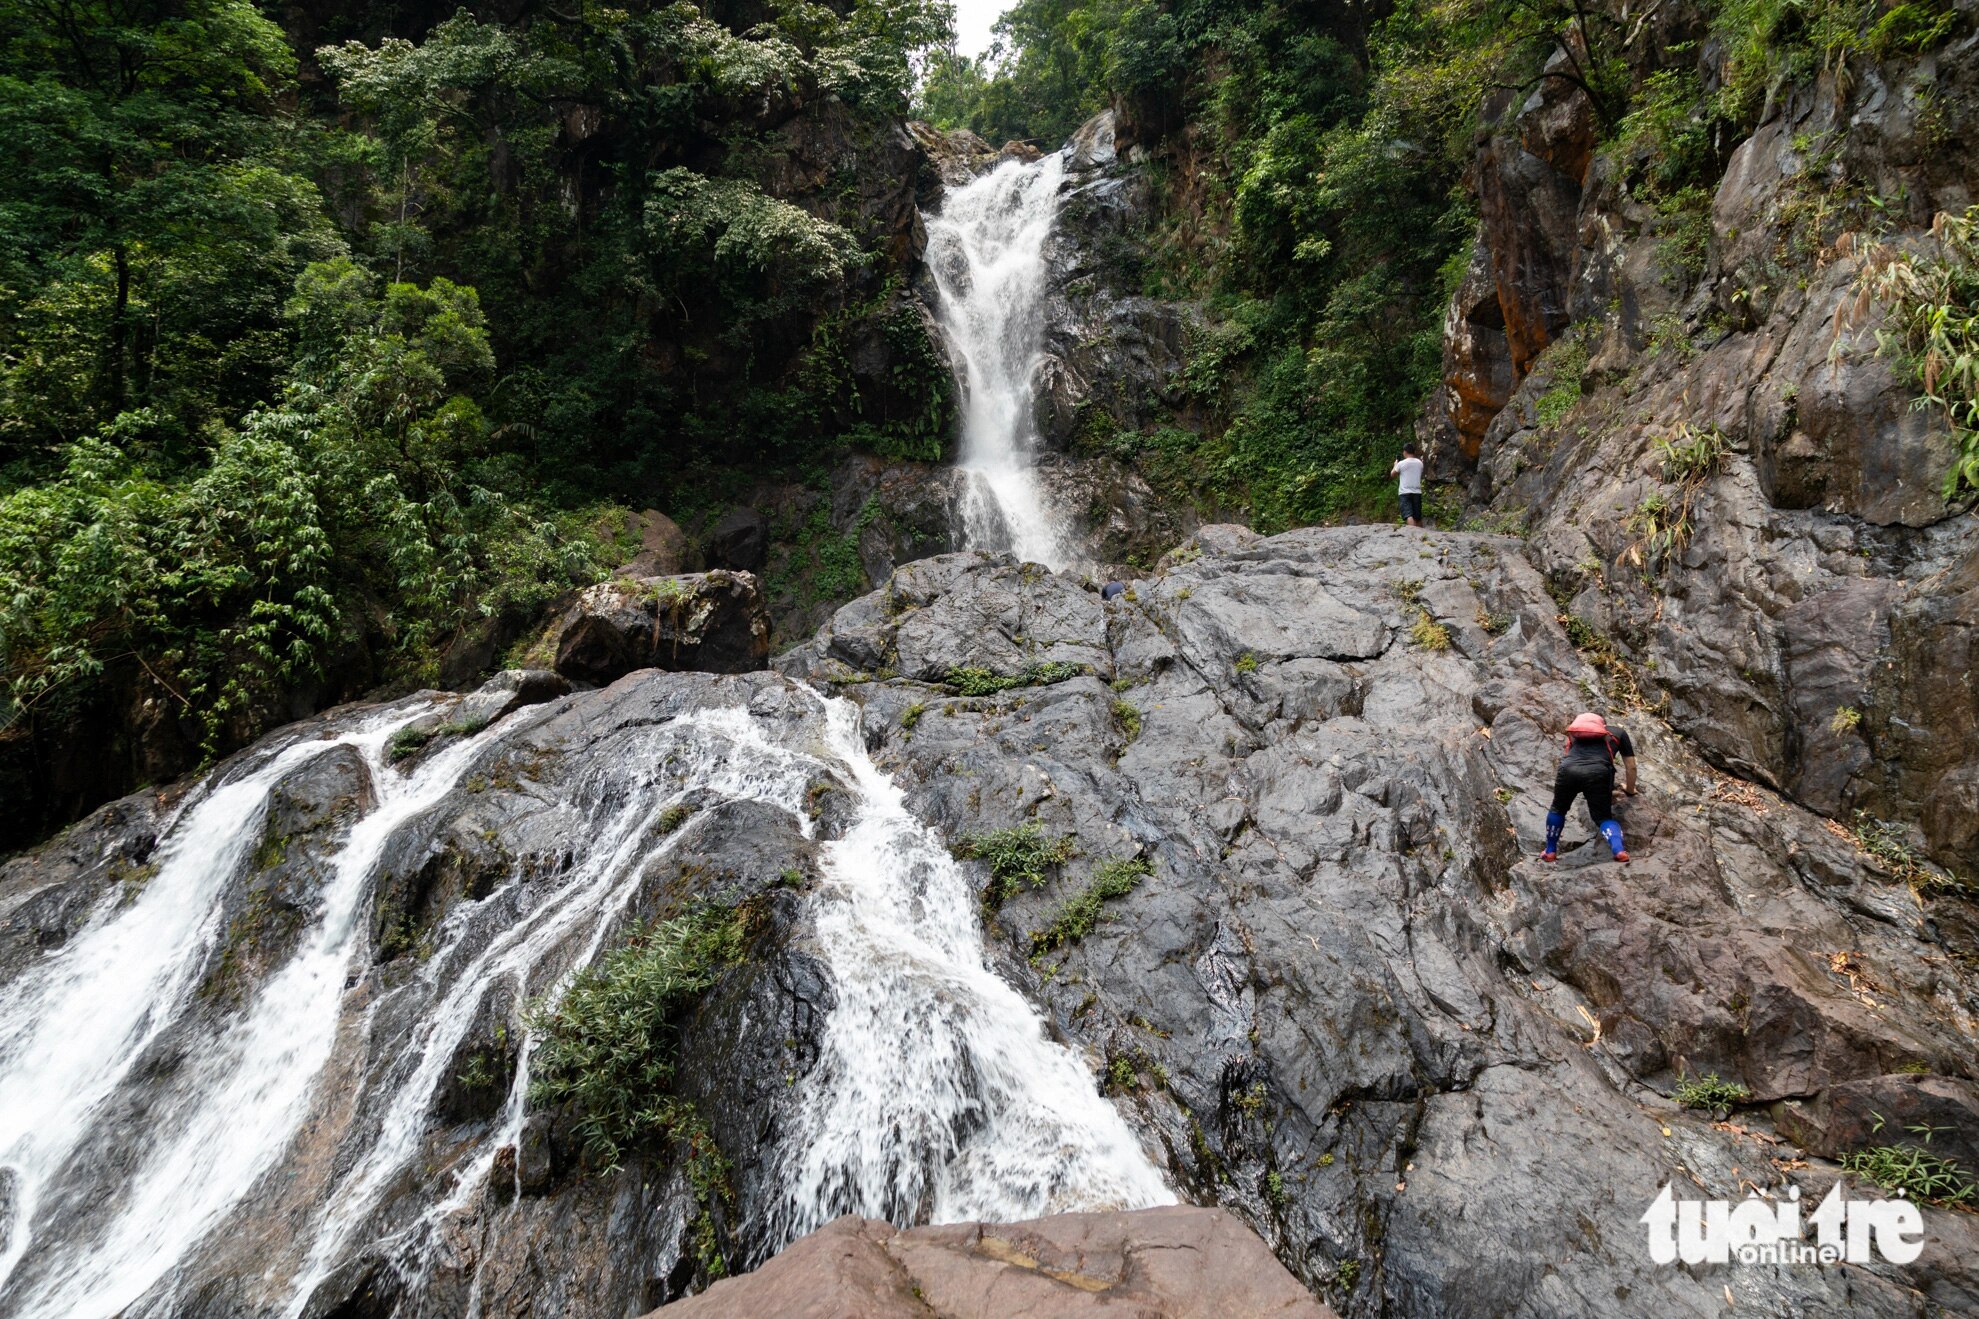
left=1546, top=764, right=1626, bottom=856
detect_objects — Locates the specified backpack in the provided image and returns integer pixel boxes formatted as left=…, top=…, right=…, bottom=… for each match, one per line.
left=1563, top=732, right=1621, bottom=764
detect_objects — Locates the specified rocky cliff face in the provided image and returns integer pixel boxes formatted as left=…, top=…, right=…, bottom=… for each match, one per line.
left=1424, top=27, right=1979, bottom=881
left=784, top=529, right=1979, bottom=1314
left=1028, top=111, right=1199, bottom=570
left=11, top=523, right=1971, bottom=1316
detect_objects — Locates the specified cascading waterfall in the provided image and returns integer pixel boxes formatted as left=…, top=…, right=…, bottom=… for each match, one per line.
left=0, top=682, right=1167, bottom=1317
left=925, top=153, right=1074, bottom=571
left=0, top=710, right=505, bottom=1318
left=771, top=697, right=1171, bottom=1237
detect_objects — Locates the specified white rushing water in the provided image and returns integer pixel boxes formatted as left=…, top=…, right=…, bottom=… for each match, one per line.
left=772, top=696, right=1171, bottom=1235
left=0, top=684, right=1166, bottom=1316
left=925, top=153, right=1075, bottom=570
left=0, top=710, right=496, bottom=1317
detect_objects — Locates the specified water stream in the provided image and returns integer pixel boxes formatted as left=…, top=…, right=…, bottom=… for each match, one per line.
left=772, top=696, right=1171, bottom=1235
left=925, top=153, right=1074, bottom=571
left=0, top=683, right=1167, bottom=1316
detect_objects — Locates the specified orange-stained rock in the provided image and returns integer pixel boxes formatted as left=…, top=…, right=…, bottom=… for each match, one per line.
left=653, top=1206, right=1337, bottom=1319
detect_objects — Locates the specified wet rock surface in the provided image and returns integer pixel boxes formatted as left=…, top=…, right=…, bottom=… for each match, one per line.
left=654, top=1206, right=1335, bottom=1317
left=4, top=526, right=1976, bottom=1317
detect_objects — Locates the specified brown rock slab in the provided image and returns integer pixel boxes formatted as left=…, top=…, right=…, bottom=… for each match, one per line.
left=654, top=1206, right=1334, bottom=1318
left=1777, top=1073, right=1979, bottom=1172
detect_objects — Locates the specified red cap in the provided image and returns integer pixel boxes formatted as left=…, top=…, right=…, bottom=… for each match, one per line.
left=1567, top=712, right=1609, bottom=738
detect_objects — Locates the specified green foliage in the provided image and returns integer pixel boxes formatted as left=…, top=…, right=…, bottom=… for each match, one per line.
left=1030, top=856, right=1151, bottom=955
left=1829, top=705, right=1862, bottom=734
left=899, top=701, right=926, bottom=732
left=1111, top=699, right=1142, bottom=743
left=0, top=261, right=622, bottom=750
left=0, top=0, right=337, bottom=464
left=1619, top=422, right=1727, bottom=573
left=1612, top=70, right=1721, bottom=198
left=388, top=728, right=433, bottom=762
left=1710, top=0, right=1961, bottom=127
left=954, top=822, right=1079, bottom=908
left=1674, top=1072, right=1751, bottom=1110
left=944, top=661, right=1087, bottom=695
left=1233, top=652, right=1260, bottom=675
left=1409, top=613, right=1453, bottom=651
left=525, top=904, right=749, bottom=1170
left=766, top=503, right=871, bottom=619
left=1855, top=207, right=1979, bottom=498
left=0, top=429, right=336, bottom=746
left=1842, top=1134, right=1976, bottom=1206
left=1850, top=810, right=1968, bottom=895
left=1656, top=423, right=1730, bottom=484
left=1533, top=335, right=1589, bottom=427
left=1655, top=188, right=1717, bottom=286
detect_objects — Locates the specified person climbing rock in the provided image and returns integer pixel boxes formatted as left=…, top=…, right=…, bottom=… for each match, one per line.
left=1391, top=442, right=1425, bottom=528
left=1542, top=712, right=1637, bottom=863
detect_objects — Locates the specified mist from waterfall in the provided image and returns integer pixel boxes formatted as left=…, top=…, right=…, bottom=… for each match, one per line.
left=924, top=153, right=1074, bottom=571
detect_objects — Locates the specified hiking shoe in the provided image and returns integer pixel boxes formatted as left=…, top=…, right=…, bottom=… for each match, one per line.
left=1613, top=851, right=1630, bottom=863
left=1540, top=851, right=1557, bottom=862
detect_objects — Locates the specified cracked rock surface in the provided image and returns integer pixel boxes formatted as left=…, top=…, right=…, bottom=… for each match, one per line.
left=7, top=526, right=1976, bottom=1317
left=782, top=526, right=1979, bottom=1316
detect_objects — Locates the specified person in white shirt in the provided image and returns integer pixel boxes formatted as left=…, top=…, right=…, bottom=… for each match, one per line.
left=1391, top=442, right=1425, bottom=527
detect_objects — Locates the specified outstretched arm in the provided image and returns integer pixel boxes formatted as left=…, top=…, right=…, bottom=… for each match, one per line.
left=1622, top=755, right=1638, bottom=795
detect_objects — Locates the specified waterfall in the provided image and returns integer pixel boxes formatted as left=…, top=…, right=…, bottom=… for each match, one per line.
left=925, top=154, right=1074, bottom=571
left=0, top=681, right=1167, bottom=1315
left=771, top=696, right=1172, bottom=1236
left=0, top=710, right=505, bottom=1318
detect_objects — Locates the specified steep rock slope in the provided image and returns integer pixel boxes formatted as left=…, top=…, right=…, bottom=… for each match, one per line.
left=1425, top=26, right=1979, bottom=879
left=785, top=529, right=1979, bottom=1315
left=3, top=526, right=1975, bottom=1316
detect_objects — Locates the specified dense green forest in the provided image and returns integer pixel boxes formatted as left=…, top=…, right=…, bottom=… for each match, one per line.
left=0, top=0, right=953, bottom=826
left=1, top=0, right=1968, bottom=840
left=916, top=0, right=1963, bottom=528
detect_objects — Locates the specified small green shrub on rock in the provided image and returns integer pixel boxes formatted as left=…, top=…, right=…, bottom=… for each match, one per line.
left=526, top=904, right=748, bottom=1169
left=954, top=822, right=1079, bottom=908
left=1030, top=857, right=1151, bottom=955
left=1409, top=613, right=1452, bottom=651
left=1111, top=699, right=1142, bottom=743
left=1673, top=1072, right=1750, bottom=1111
left=945, top=661, right=1087, bottom=696
left=1842, top=1141, right=1976, bottom=1207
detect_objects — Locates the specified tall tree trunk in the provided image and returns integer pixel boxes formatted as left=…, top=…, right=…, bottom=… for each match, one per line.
left=108, top=242, right=130, bottom=415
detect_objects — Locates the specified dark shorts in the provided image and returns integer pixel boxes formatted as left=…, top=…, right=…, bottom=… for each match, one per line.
left=1551, top=763, right=1615, bottom=827
left=1399, top=492, right=1423, bottom=523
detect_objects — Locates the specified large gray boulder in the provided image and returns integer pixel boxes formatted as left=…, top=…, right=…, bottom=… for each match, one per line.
left=785, top=529, right=1979, bottom=1316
